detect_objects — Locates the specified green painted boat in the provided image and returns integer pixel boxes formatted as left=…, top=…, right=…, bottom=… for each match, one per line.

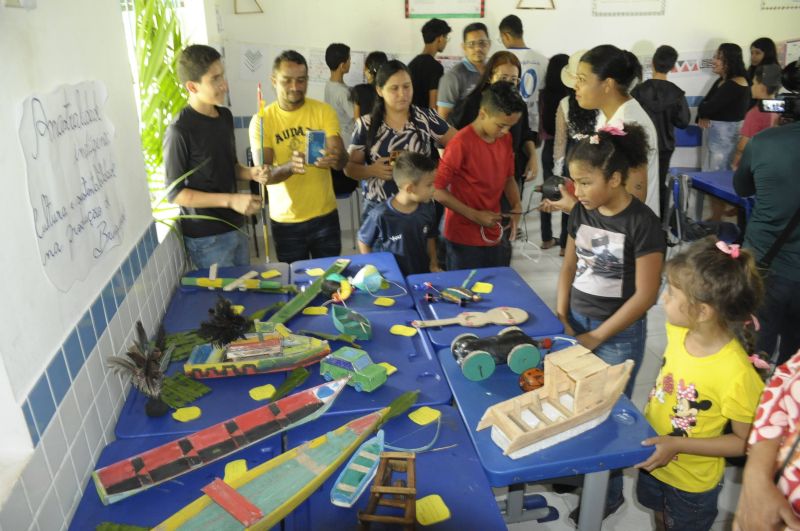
left=330, top=429, right=384, bottom=508
left=331, top=305, right=372, bottom=340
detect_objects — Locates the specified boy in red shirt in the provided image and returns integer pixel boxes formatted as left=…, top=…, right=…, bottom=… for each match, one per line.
left=434, top=82, right=526, bottom=270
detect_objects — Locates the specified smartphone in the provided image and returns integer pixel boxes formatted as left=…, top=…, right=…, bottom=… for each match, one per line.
left=306, top=130, right=326, bottom=165
left=759, top=99, right=785, bottom=113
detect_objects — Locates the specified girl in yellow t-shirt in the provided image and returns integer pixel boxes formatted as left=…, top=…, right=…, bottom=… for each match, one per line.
left=636, top=237, right=765, bottom=531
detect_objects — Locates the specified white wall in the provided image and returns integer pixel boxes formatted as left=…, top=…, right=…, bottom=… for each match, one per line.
left=1, top=2, right=152, bottom=402
left=205, top=0, right=799, bottom=170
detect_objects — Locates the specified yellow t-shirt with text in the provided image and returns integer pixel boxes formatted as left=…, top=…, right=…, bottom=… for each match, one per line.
left=249, top=98, right=339, bottom=223
left=644, top=322, right=764, bottom=492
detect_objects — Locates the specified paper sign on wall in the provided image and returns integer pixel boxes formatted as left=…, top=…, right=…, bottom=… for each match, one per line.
left=19, top=81, right=127, bottom=291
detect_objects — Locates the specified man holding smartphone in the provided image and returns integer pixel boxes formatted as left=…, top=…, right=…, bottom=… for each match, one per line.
left=249, top=50, right=348, bottom=263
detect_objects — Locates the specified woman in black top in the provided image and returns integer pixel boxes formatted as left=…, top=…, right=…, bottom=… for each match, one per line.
left=747, top=37, right=778, bottom=83
left=352, top=51, right=388, bottom=119
left=697, top=43, right=750, bottom=220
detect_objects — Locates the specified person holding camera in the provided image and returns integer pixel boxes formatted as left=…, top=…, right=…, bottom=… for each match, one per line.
left=733, top=61, right=800, bottom=367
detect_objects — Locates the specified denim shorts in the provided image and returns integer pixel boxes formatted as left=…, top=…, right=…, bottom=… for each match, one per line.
left=184, top=229, right=249, bottom=269
left=568, top=309, right=646, bottom=398
left=636, top=470, right=722, bottom=531
left=703, top=120, right=741, bottom=172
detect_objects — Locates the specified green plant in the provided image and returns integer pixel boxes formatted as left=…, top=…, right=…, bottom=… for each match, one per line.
left=132, top=0, right=186, bottom=219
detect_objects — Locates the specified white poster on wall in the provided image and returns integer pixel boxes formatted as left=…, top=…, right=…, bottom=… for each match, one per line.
left=18, top=81, right=127, bottom=292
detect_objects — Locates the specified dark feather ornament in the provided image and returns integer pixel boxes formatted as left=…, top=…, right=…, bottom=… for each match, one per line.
left=197, top=296, right=250, bottom=345
left=107, top=321, right=170, bottom=399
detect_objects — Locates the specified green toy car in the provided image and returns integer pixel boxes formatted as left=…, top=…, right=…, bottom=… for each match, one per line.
left=320, top=347, right=387, bottom=392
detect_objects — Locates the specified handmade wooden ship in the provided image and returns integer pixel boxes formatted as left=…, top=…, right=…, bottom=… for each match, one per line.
left=331, top=305, right=372, bottom=340
left=330, top=430, right=385, bottom=508
left=184, top=323, right=330, bottom=379
left=152, top=406, right=390, bottom=530
left=92, top=379, right=348, bottom=505
left=477, top=345, right=633, bottom=459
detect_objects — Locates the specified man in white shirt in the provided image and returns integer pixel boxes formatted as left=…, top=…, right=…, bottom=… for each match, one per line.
left=499, top=14, right=546, bottom=134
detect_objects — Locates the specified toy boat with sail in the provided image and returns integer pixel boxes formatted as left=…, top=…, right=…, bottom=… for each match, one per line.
left=477, top=345, right=633, bottom=459
left=184, top=322, right=330, bottom=379
left=92, top=379, right=348, bottom=505
left=151, top=394, right=416, bottom=531
left=331, top=305, right=372, bottom=340
left=330, top=430, right=384, bottom=508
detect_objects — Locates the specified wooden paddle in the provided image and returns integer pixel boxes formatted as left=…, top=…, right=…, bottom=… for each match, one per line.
left=411, top=307, right=529, bottom=329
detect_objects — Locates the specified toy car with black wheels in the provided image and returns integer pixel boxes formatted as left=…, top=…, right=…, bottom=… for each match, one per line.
left=450, top=327, right=542, bottom=381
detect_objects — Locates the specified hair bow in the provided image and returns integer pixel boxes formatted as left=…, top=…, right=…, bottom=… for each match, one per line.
left=745, top=314, right=761, bottom=332
left=748, top=354, right=771, bottom=370
left=715, top=240, right=740, bottom=258
left=597, top=123, right=627, bottom=136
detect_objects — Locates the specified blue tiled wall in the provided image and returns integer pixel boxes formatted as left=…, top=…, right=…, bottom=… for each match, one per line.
left=21, top=224, right=159, bottom=448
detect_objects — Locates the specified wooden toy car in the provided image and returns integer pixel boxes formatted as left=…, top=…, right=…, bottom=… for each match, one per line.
left=450, top=327, right=542, bottom=381
left=320, top=347, right=387, bottom=392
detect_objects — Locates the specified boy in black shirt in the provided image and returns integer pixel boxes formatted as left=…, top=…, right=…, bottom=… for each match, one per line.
left=357, top=152, right=441, bottom=275
left=631, top=45, right=690, bottom=219
left=164, top=44, right=269, bottom=268
left=408, top=18, right=452, bottom=109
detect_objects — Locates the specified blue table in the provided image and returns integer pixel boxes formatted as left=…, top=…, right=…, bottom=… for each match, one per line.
left=437, top=346, right=655, bottom=531
left=69, top=434, right=279, bottom=530
left=407, top=267, right=564, bottom=348
left=290, top=252, right=414, bottom=310
left=284, top=309, right=451, bottom=416
left=115, top=362, right=287, bottom=439
left=282, top=406, right=507, bottom=530
left=687, top=170, right=755, bottom=229
left=163, top=263, right=291, bottom=333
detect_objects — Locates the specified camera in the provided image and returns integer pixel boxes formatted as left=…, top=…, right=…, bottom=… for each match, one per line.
left=759, top=94, right=800, bottom=119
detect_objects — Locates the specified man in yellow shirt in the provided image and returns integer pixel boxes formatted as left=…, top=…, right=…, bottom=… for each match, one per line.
left=249, top=50, right=347, bottom=262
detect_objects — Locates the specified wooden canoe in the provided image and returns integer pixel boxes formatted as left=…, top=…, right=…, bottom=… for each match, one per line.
left=152, top=407, right=389, bottom=530
left=477, top=345, right=633, bottom=459
left=330, top=430, right=385, bottom=508
left=93, top=379, right=348, bottom=505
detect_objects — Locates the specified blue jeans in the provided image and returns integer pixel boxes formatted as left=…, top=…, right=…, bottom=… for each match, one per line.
left=703, top=120, right=741, bottom=172
left=637, top=470, right=722, bottom=531
left=271, top=210, right=341, bottom=263
left=756, top=273, right=800, bottom=366
left=184, top=230, right=249, bottom=269
left=569, top=309, right=647, bottom=508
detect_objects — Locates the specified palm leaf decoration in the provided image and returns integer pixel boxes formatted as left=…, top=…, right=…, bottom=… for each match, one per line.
left=197, top=296, right=250, bottom=346
left=107, top=322, right=171, bottom=399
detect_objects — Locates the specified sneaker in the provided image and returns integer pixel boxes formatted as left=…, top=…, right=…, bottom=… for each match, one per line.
left=568, top=496, right=624, bottom=526
left=541, top=239, right=557, bottom=250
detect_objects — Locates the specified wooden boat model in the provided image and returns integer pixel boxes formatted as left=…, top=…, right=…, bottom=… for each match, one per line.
left=184, top=323, right=330, bottom=379
left=153, top=406, right=390, bottom=530
left=330, top=430, right=385, bottom=508
left=477, top=345, right=633, bottom=459
left=92, top=379, right=348, bottom=505
left=331, top=305, right=372, bottom=340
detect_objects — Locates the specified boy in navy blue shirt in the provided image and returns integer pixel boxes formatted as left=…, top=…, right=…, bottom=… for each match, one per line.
left=358, top=152, right=441, bottom=275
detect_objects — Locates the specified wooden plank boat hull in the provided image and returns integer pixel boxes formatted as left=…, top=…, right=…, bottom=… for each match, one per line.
left=477, top=346, right=633, bottom=459
left=330, top=430, right=384, bottom=508
left=93, top=379, right=348, bottom=505
left=153, top=407, right=388, bottom=530
left=184, top=333, right=330, bottom=379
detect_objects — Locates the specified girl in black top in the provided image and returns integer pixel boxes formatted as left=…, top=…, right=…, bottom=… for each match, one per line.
left=747, top=37, right=778, bottom=83
left=352, top=51, right=387, bottom=119
left=697, top=43, right=750, bottom=221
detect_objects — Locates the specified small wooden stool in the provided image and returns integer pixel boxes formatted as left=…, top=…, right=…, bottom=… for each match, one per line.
left=357, top=451, right=416, bottom=530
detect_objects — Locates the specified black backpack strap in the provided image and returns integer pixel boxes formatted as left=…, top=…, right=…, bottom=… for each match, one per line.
left=759, top=206, right=800, bottom=270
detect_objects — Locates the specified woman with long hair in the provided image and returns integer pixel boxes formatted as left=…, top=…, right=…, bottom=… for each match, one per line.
left=345, top=60, right=456, bottom=221
left=573, top=44, right=660, bottom=215
left=747, top=37, right=778, bottom=82
left=697, top=43, right=750, bottom=221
